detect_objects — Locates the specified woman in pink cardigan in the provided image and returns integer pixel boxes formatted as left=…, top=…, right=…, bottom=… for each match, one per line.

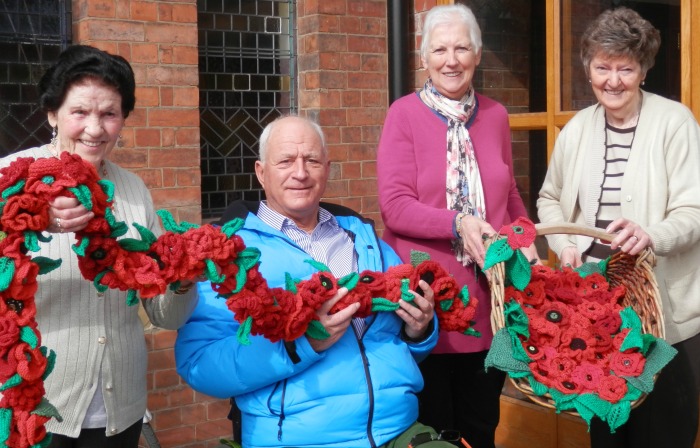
left=377, top=5, right=536, bottom=448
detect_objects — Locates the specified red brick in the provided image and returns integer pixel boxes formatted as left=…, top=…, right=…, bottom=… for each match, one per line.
left=87, top=1, right=116, bottom=18
left=349, top=1, right=386, bottom=18
left=147, top=389, right=170, bottom=410
left=360, top=17, right=384, bottom=35
left=182, top=403, right=207, bottom=423
left=328, top=144, right=348, bottom=161
left=347, top=108, right=386, bottom=126
left=341, top=162, right=362, bottom=179
left=131, top=1, right=158, bottom=21
left=175, top=168, right=201, bottom=187
left=158, top=4, right=173, bottom=21
left=319, top=71, right=347, bottom=89
left=319, top=53, right=340, bottom=70
left=348, top=35, right=385, bottom=53
left=339, top=53, right=361, bottom=71
left=328, top=162, right=341, bottom=180
left=362, top=90, right=386, bottom=107
left=310, top=34, right=347, bottom=53
left=147, top=148, right=199, bottom=167
left=161, top=128, right=176, bottom=147
left=134, top=128, right=161, bottom=147
left=134, top=168, right=163, bottom=189
left=153, top=425, right=194, bottom=447
left=175, top=127, right=200, bottom=146
left=131, top=43, right=159, bottom=63
left=206, top=400, right=232, bottom=420
left=195, top=419, right=233, bottom=442
left=349, top=178, right=378, bottom=196
left=341, top=125, right=362, bottom=143
left=110, top=147, right=148, bottom=168
left=87, top=20, right=145, bottom=41
left=317, top=109, right=346, bottom=126
left=148, top=109, right=199, bottom=127
left=172, top=46, right=199, bottom=65
left=304, top=72, right=320, bottom=89
left=160, top=87, right=174, bottom=106
left=154, top=368, right=182, bottom=389
left=320, top=90, right=341, bottom=108
left=339, top=16, right=361, bottom=34
left=146, top=65, right=199, bottom=87
left=153, top=408, right=182, bottom=430
left=317, top=15, right=340, bottom=33
left=362, top=160, right=377, bottom=178
left=318, top=0, right=347, bottom=15
left=175, top=206, right=202, bottom=225
left=145, top=23, right=197, bottom=45
left=347, top=143, right=377, bottom=161
left=151, top=187, right=201, bottom=209
left=362, top=54, right=386, bottom=72
left=169, top=386, right=196, bottom=407
left=348, top=72, right=385, bottom=90
left=136, top=87, right=159, bottom=107
left=362, top=194, right=379, bottom=214
left=362, top=125, right=384, bottom=144
left=338, top=197, right=362, bottom=211
left=153, top=329, right=177, bottom=349
left=299, top=90, right=321, bottom=108
left=171, top=4, right=197, bottom=23
left=324, top=179, right=349, bottom=198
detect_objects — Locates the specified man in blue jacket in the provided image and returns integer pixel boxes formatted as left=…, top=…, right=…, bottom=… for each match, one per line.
left=175, top=116, right=456, bottom=448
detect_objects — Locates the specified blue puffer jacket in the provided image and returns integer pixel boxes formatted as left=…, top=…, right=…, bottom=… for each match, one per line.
left=175, top=202, right=438, bottom=448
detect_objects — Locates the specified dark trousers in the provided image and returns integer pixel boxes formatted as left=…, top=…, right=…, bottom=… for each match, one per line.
left=48, top=419, right=142, bottom=448
left=590, top=332, right=700, bottom=448
left=418, top=351, right=505, bottom=448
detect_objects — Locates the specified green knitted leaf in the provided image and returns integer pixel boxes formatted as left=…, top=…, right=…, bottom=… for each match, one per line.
left=620, top=306, right=642, bottom=331
left=0, top=408, right=10, bottom=445
left=463, top=327, right=481, bottom=337
left=97, top=179, right=115, bottom=202
left=20, top=326, right=38, bottom=349
left=640, top=333, right=656, bottom=356
left=305, top=259, right=330, bottom=272
left=236, top=316, right=253, bottom=346
left=36, top=232, right=52, bottom=243
left=503, top=300, right=529, bottom=338
left=572, top=393, right=608, bottom=426
left=505, top=249, right=531, bottom=291
left=202, top=259, right=224, bottom=284
left=230, top=264, right=246, bottom=293
left=550, top=388, right=579, bottom=410
left=0, top=257, right=15, bottom=292
left=483, top=238, right=514, bottom=270
left=606, top=400, right=632, bottom=433
left=0, top=373, right=21, bottom=391
left=237, top=248, right=261, bottom=271
left=106, top=208, right=128, bottom=238
left=620, top=328, right=644, bottom=352
left=625, top=339, right=677, bottom=393
left=305, top=320, right=330, bottom=340
left=284, top=272, right=298, bottom=293
left=40, top=347, right=56, bottom=380
left=126, top=290, right=139, bottom=306
left=371, top=297, right=400, bottom=312
left=72, top=236, right=90, bottom=257
left=458, top=286, right=470, bottom=306
left=32, top=434, right=53, bottom=448
left=221, top=218, right=245, bottom=238
left=1, top=179, right=25, bottom=199
left=409, top=250, right=431, bottom=267
left=33, top=256, right=62, bottom=275
left=440, top=299, right=453, bottom=312
left=31, top=397, right=63, bottom=421
left=338, top=272, right=359, bottom=290
left=528, top=378, right=549, bottom=396
left=574, top=261, right=606, bottom=278
left=133, top=222, right=157, bottom=245
left=484, top=329, right=530, bottom=374
left=68, top=185, right=93, bottom=211
left=93, top=271, right=109, bottom=293
left=24, top=230, right=40, bottom=252
left=400, top=278, right=413, bottom=302
left=117, top=238, right=151, bottom=252
left=156, top=209, right=181, bottom=233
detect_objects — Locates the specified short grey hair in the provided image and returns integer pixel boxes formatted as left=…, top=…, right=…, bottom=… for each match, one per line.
left=257, top=115, right=327, bottom=163
left=420, top=4, right=482, bottom=61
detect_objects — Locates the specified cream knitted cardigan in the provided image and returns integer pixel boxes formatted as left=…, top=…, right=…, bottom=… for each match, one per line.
left=538, top=91, right=700, bottom=345
left=0, top=146, right=198, bottom=437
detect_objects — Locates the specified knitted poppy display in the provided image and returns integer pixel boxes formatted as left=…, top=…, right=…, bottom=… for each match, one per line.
left=483, top=218, right=677, bottom=432
left=0, top=154, right=481, bottom=447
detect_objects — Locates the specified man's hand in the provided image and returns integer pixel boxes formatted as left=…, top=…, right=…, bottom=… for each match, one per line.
left=396, top=280, right=435, bottom=340
left=307, top=287, right=357, bottom=353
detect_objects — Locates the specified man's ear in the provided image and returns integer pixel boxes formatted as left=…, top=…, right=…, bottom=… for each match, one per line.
left=254, top=160, right=265, bottom=189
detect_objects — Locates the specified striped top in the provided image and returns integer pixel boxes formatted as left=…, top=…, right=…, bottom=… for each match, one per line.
left=256, top=202, right=366, bottom=335
left=585, top=123, right=636, bottom=262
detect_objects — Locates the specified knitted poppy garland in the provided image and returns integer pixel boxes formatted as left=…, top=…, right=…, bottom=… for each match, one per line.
left=483, top=218, right=677, bottom=432
left=0, top=153, right=480, bottom=447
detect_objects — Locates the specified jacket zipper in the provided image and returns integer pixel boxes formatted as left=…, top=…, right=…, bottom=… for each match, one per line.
left=356, top=329, right=377, bottom=447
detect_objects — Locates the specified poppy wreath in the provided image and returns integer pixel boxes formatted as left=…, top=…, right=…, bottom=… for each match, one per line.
left=0, top=154, right=480, bottom=447
left=483, top=217, right=677, bottom=432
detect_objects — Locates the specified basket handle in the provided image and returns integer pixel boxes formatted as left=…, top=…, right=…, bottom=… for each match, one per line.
left=535, top=223, right=615, bottom=242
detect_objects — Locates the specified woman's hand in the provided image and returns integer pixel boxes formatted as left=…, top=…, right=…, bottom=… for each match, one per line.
left=459, top=215, right=497, bottom=268
left=308, top=288, right=355, bottom=353
left=560, top=246, right=582, bottom=268
left=521, top=242, right=542, bottom=266
left=396, top=280, right=435, bottom=340
left=48, top=196, right=95, bottom=233
left=606, top=218, right=653, bottom=255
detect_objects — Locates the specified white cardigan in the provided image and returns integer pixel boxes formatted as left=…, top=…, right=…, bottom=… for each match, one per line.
left=0, top=146, right=198, bottom=437
left=538, top=91, right=700, bottom=345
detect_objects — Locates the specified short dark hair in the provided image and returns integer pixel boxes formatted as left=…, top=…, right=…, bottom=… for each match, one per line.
left=38, top=45, right=136, bottom=117
left=581, top=7, right=660, bottom=77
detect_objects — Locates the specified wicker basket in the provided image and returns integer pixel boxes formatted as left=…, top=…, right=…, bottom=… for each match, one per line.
left=488, top=222, right=664, bottom=412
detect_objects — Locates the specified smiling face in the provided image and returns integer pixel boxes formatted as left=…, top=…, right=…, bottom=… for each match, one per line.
left=588, top=53, right=644, bottom=121
left=422, top=20, right=481, bottom=100
left=255, top=117, right=330, bottom=232
left=47, top=78, right=125, bottom=168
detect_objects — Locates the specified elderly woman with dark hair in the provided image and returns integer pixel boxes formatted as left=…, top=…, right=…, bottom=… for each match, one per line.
left=0, top=45, right=198, bottom=447
left=377, top=4, right=537, bottom=447
left=538, top=7, right=700, bottom=448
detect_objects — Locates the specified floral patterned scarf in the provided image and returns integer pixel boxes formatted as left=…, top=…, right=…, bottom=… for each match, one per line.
left=420, top=78, right=486, bottom=265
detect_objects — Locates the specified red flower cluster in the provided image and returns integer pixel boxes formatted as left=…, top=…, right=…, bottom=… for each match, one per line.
left=507, top=265, right=643, bottom=402
left=220, top=258, right=479, bottom=343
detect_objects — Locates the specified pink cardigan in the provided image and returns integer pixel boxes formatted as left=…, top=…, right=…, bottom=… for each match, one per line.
left=377, top=92, right=528, bottom=353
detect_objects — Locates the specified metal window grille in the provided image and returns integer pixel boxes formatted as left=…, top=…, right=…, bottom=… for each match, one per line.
left=198, top=0, right=297, bottom=219
left=0, top=0, right=71, bottom=157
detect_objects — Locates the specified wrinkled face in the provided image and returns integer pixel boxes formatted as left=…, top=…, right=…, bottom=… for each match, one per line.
left=255, top=117, right=330, bottom=231
left=422, top=21, right=481, bottom=100
left=47, top=78, right=125, bottom=168
left=588, top=53, right=644, bottom=116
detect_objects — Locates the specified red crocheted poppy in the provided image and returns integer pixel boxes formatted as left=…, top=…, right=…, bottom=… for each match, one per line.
left=1, top=254, right=39, bottom=302
left=0, top=194, right=49, bottom=233
left=612, top=329, right=631, bottom=351
left=525, top=311, right=562, bottom=348
left=589, top=324, right=615, bottom=353
left=13, top=344, right=48, bottom=382
left=78, top=235, right=123, bottom=281
left=0, top=157, right=33, bottom=193
left=571, top=362, right=606, bottom=393
left=610, top=351, right=646, bottom=377
left=0, top=378, right=45, bottom=411
left=297, top=272, right=339, bottom=310
left=498, top=217, right=536, bottom=249
left=0, top=316, right=20, bottom=357
left=383, top=264, right=416, bottom=303
left=16, top=411, right=50, bottom=447
left=439, top=295, right=478, bottom=333
left=560, top=326, right=598, bottom=363
left=594, top=312, right=623, bottom=335
left=597, top=374, right=628, bottom=403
